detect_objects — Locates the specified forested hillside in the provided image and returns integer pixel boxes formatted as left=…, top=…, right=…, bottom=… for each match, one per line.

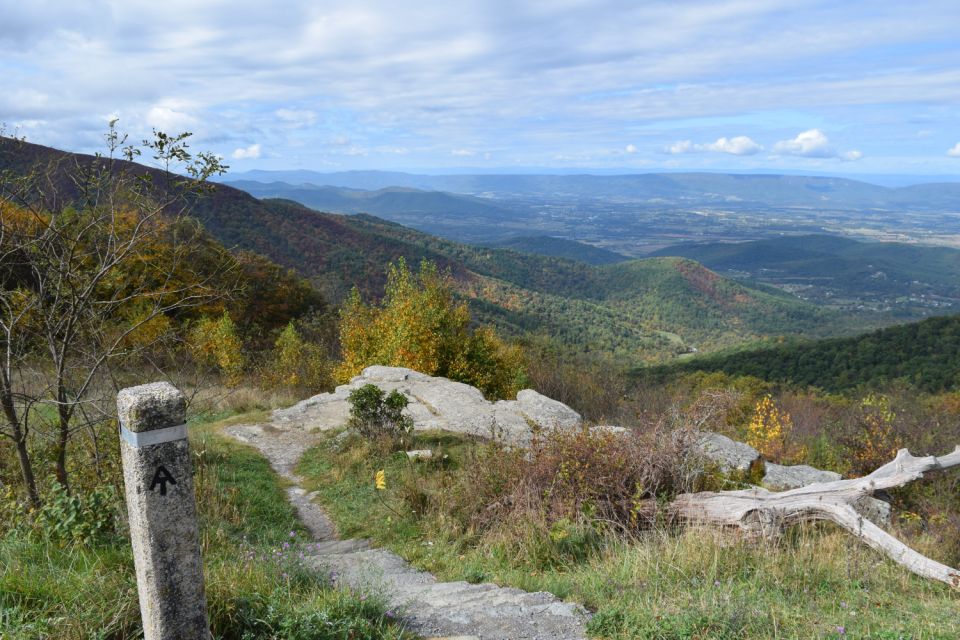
left=652, top=234, right=960, bottom=316
left=645, top=314, right=960, bottom=392
left=0, top=138, right=883, bottom=362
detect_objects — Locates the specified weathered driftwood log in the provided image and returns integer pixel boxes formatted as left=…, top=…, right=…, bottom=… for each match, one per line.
left=670, top=446, right=960, bottom=589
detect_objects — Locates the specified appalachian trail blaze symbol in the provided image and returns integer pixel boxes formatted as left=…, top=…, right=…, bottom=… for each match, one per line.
left=149, top=465, right=177, bottom=496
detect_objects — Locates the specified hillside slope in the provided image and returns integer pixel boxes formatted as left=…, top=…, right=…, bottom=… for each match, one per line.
left=652, top=235, right=960, bottom=316
left=644, top=314, right=960, bottom=392
left=1, top=138, right=878, bottom=362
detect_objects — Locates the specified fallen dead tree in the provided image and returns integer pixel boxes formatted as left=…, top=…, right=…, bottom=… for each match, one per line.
left=668, top=446, right=960, bottom=589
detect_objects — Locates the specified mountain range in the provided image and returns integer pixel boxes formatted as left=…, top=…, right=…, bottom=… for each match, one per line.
left=0, top=137, right=884, bottom=363
left=225, top=170, right=960, bottom=210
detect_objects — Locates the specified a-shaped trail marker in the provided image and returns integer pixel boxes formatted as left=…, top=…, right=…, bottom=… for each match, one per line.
left=118, top=382, right=209, bottom=640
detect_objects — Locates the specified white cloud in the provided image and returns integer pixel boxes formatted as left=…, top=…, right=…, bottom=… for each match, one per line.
left=772, top=129, right=861, bottom=160
left=772, top=128, right=833, bottom=157
left=3, top=1, right=959, bottom=169
left=666, top=140, right=695, bottom=154
left=665, top=135, right=761, bottom=155
left=451, top=148, right=475, bottom=156
left=704, top=135, right=762, bottom=155
left=145, top=101, right=197, bottom=132
left=948, top=143, right=960, bottom=157
left=625, top=143, right=638, bottom=153
left=232, top=143, right=262, bottom=159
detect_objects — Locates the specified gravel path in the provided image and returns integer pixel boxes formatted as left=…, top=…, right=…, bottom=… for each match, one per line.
left=225, top=422, right=590, bottom=640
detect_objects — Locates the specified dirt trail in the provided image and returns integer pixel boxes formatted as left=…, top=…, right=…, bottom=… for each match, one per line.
left=226, top=422, right=590, bottom=640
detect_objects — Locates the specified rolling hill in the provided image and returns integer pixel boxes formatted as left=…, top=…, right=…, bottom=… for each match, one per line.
left=643, top=314, right=960, bottom=393
left=225, top=181, right=523, bottom=242
left=1, top=137, right=885, bottom=362
left=651, top=235, right=960, bottom=316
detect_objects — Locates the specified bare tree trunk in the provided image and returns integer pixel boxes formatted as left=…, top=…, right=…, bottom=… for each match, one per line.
left=54, top=394, right=70, bottom=492
left=669, top=447, right=960, bottom=589
left=1, top=394, right=40, bottom=507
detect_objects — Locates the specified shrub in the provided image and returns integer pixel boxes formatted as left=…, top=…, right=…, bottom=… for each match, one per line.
left=347, top=384, right=414, bottom=441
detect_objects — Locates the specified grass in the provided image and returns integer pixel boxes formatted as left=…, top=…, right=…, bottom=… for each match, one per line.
left=0, top=410, right=413, bottom=640
left=297, top=429, right=960, bottom=640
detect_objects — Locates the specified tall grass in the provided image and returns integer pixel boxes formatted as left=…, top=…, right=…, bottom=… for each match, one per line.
left=0, top=412, right=412, bottom=640
left=297, top=428, right=960, bottom=639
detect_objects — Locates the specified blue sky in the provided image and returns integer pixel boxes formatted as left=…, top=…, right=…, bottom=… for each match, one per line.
left=2, top=0, right=960, bottom=176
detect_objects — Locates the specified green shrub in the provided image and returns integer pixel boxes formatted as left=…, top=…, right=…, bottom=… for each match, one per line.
left=347, top=384, right=414, bottom=441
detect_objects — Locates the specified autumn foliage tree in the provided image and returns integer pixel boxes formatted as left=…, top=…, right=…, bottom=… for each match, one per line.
left=335, top=258, right=526, bottom=399
left=0, top=124, right=234, bottom=506
left=264, top=322, right=332, bottom=392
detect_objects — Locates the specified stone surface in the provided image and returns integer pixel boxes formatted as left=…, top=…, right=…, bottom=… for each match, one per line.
left=695, top=432, right=761, bottom=472
left=118, top=383, right=208, bottom=640
left=271, top=366, right=584, bottom=445
left=226, top=420, right=590, bottom=640
left=515, top=389, right=582, bottom=430
left=762, top=463, right=842, bottom=490
left=117, top=381, right=186, bottom=432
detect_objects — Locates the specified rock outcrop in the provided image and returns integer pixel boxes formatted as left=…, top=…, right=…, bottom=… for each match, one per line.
left=272, top=366, right=891, bottom=524
left=272, top=366, right=583, bottom=445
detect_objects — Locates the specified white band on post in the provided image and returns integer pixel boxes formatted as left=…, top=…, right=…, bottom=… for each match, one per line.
left=120, top=423, right=188, bottom=448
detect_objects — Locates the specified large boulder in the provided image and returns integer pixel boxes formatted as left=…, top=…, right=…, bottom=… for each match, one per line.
left=762, top=463, right=841, bottom=490
left=271, top=366, right=582, bottom=445
left=515, top=389, right=583, bottom=430
left=695, top=432, right=761, bottom=473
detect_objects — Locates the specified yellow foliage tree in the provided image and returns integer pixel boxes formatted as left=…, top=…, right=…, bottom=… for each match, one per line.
left=746, top=394, right=802, bottom=462
left=335, top=259, right=526, bottom=399
left=851, top=394, right=903, bottom=476
left=189, top=313, right=245, bottom=386
left=265, top=322, right=331, bottom=392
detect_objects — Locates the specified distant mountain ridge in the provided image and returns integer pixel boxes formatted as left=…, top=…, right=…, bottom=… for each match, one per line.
left=224, top=170, right=960, bottom=210
left=225, top=180, right=521, bottom=242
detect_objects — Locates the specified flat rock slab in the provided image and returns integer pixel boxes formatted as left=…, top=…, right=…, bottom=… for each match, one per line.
left=225, top=420, right=590, bottom=640
left=272, top=366, right=583, bottom=446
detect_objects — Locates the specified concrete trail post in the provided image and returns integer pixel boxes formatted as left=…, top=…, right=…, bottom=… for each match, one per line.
left=117, top=382, right=209, bottom=640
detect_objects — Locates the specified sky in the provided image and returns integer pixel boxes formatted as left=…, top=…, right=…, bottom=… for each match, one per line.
left=2, top=0, right=960, bottom=177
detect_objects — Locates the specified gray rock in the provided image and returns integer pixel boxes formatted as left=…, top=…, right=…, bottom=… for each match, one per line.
left=357, top=365, right=431, bottom=383
left=762, top=463, right=841, bottom=490
left=696, top=432, right=760, bottom=472
left=514, top=389, right=583, bottom=430
left=271, top=366, right=584, bottom=445
left=406, top=449, right=433, bottom=460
